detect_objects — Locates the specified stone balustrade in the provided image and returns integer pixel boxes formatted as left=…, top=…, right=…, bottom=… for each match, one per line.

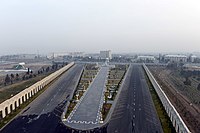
left=143, top=64, right=191, bottom=133
left=0, top=62, right=74, bottom=119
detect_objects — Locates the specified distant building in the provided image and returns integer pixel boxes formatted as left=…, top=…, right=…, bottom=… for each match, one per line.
left=0, top=54, right=37, bottom=60
left=69, top=52, right=85, bottom=57
left=47, top=52, right=84, bottom=59
left=100, top=50, right=112, bottom=60
left=47, top=53, right=68, bottom=59
left=183, top=64, right=200, bottom=71
left=137, top=55, right=156, bottom=62
left=189, top=55, right=197, bottom=63
left=14, top=62, right=26, bottom=70
left=159, top=53, right=164, bottom=62
left=164, top=55, right=187, bottom=63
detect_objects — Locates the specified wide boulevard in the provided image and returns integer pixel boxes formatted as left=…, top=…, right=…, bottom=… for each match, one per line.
left=0, top=64, right=83, bottom=133
left=107, top=64, right=163, bottom=133
left=1, top=64, right=163, bottom=133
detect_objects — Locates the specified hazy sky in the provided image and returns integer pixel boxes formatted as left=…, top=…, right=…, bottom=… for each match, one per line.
left=0, top=0, right=200, bottom=55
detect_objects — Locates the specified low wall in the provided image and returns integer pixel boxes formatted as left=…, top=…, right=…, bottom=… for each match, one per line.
left=0, top=62, right=74, bottom=118
left=143, top=64, right=191, bottom=133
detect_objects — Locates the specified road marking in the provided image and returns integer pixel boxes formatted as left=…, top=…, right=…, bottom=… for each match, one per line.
left=67, top=120, right=98, bottom=125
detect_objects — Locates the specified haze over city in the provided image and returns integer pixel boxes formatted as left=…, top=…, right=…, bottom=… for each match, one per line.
left=1, top=0, right=200, bottom=133
left=0, top=0, right=200, bottom=55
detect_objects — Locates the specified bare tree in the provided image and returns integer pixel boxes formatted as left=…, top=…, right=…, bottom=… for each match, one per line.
left=4, top=74, right=11, bottom=86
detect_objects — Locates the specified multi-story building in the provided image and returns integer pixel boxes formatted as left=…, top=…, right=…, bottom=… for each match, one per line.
left=47, top=52, right=84, bottom=59
left=189, top=55, right=197, bottom=63
left=100, top=50, right=112, bottom=60
left=137, top=55, right=156, bottom=62
left=164, top=55, right=187, bottom=62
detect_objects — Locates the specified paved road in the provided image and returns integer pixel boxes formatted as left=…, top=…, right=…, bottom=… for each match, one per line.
left=107, top=64, right=163, bottom=133
left=65, top=66, right=109, bottom=130
left=1, top=64, right=163, bottom=133
left=0, top=64, right=83, bottom=133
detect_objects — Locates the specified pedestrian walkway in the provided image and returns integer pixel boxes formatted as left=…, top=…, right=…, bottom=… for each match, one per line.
left=65, top=66, right=109, bottom=130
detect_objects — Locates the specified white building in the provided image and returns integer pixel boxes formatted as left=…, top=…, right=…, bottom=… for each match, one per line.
left=137, top=56, right=156, bottom=62
left=190, top=55, right=197, bottom=63
left=100, top=50, right=112, bottom=60
left=47, top=53, right=68, bottom=59
left=69, top=52, right=85, bottom=57
left=47, top=52, right=84, bottom=59
left=164, top=55, right=187, bottom=62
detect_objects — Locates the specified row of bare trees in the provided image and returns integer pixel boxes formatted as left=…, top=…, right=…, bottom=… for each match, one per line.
left=3, top=62, right=67, bottom=86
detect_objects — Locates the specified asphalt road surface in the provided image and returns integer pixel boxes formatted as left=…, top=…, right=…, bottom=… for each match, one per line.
left=107, top=64, right=163, bottom=133
left=1, top=64, right=163, bottom=133
left=66, top=66, right=109, bottom=130
left=0, top=64, right=83, bottom=133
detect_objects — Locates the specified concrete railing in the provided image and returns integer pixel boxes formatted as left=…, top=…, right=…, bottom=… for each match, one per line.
left=0, top=62, right=75, bottom=119
left=143, top=64, right=191, bottom=133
